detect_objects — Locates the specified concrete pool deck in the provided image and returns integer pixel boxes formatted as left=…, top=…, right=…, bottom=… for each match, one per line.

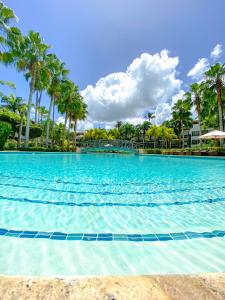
left=0, top=273, right=225, bottom=299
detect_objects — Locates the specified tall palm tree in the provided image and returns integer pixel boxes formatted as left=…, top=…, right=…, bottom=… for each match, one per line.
left=2, top=29, right=50, bottom=147
left=172, top=99, right=192, bottom=148
left=187, top=83, right=205, bottom=146
left=205, top=63, right=225, bottom=134
left=57, top=80, right=78, bottom=150
left=17, top=103, right=27, bottom=148
left=45, top=54, right=69, bottom=147
left=71, top=97, right=87, bottom=151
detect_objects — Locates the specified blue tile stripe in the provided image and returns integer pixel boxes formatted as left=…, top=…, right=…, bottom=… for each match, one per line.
left=0, top=195, right=225, bottom=208
left=0, top=182, right=224, bottom=196
left=0, top=228, right=224, bottom=241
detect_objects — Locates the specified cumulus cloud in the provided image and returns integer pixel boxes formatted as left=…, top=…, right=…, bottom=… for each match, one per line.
left=187, top=44, right=223, bottom=82
left=210, top=44, right=223, bottom=61
left=187, top=58, right=209, bottom=81
left=80, top=50, right=182, bottom=129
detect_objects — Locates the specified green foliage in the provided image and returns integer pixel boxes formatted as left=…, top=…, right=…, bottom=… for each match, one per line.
left=4, top=139, right=17, bottom=150
left=22, top=124, right=42, bottom=139
left=0, top=109, right=20, bottom=131
left=0, top=121, right=12, bottom=149
left=83, top=128, right=108, bottom=140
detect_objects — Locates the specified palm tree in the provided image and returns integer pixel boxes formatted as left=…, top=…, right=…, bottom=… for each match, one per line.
left=159, top=126, right=177, bottom=148
left=57, top=80, right=78, bottom=150
left=146, top=125, right=160, bottom=148
left=1, top=94, right=23, bottom=112
left=189, top=83, right=204, bottom=145
left=172, top=99, right=192, bottom=148
left=146, top=112, right=155, bottom=124
left=205, top=63, right=225, bottom=134
left=45, top=54, right=69, bottom=147
left=71, top=97, right=87, bottom=151
left=38, top=106, right=48, bottom=123
left=2, top=29, right=50, bottom=147
left=0, top=1, right=17, bottom=33
left=0, top=80, right=16, bottom=100
left=115, top=121, right=123, bottom=129
left=17, top=103, right=27, bottom=148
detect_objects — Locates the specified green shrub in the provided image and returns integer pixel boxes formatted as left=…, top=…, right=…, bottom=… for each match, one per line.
left=0, top=109, right=20, bottom=132
left=4, top=139, right=17, bottom=150
left=22, top=125, right=43, bottom=139
left=0, top=121, right=12, bottom=150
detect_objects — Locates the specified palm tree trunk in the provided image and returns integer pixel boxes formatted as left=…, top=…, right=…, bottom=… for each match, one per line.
left=181, top=122, right=184, bottom=148
left=37, top=91, right=42, bottom=123
left=51, top=101, right=55, bottom=148
left=73, top=119, right=77, bottom=152
left=198, top=117, right=202, bottom=147
left=25, top=76, right=35, bottom=148
left=35, top=91, right=39, bottom=123
left=217, top=80, right=224, bottom=146
left=18, top=114, right=24, bottom=149
left=67, top=116, right=71, bottom=152
left=61, top=112, right=68, bottom=151
left=46, top=95, right=54, bottom=147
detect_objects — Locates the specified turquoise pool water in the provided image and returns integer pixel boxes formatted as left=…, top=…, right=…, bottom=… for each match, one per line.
left=0, top=152, right=225, bottom=276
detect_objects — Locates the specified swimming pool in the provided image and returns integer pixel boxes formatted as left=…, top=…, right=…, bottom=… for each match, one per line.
left=0, top=152, right=225, bottom=276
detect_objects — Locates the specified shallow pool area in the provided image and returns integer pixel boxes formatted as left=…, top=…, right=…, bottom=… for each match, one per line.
left=0, top=152, right=225, bottom=276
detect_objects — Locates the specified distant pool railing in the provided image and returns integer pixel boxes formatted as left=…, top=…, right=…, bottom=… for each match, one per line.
left=80, top=139, right=140, bottom=153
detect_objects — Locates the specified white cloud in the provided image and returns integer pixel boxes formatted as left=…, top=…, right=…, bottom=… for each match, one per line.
left=154, top=103, right=172, bottom=125
left=210, top=44, right=223, bottom=61
left=187, top=58, right=209, bottom=81
left=81, top=50, right=182, bottom=129
left=187, top=44, right=223, bottom=82
left=171, top=90, right=185, bottom=106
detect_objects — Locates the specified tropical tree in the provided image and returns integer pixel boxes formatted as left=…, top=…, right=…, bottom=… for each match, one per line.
left=71, top=97, right=87, bottom=151
left=45, top=54, right=69, bottom=147
left=172, top=99, right=192, bottom=148
left=17, top=103, right=27, bottom=148
left=146, top=112, right=155, bottom=123
left=2, top=29, right=50, bottom=147
left=140, top=121, right=151, bottom=143
left=1, top=94, right=23, bottom=112
left=38, top=106, right=48, bottom=123
left=57, top=80, right=78, bottom=150
left=159, top=126, right=177, bottom=148
left=83, top=128, right=108, bottom=140
left=146, top=125, right=160, bottom=148
left=0, top=1, right=17, bottom=32
left=205, top=63, right=225, bottom=144
left=115, top=120, right=123, bottom=129
left=119, top=123, right=136, bottom=140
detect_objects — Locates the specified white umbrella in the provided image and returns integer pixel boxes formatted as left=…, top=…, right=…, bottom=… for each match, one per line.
left=199, top=130, right=225, bottom=140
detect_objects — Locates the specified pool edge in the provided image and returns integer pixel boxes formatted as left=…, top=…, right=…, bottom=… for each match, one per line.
left=0, top=272, right=224, bottom=299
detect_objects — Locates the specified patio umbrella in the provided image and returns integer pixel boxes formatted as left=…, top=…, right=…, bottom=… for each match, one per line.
left=199, top=130, right=225, bottom=140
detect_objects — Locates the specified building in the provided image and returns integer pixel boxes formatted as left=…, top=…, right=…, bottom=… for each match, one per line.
left=184, top=121, right=212, bottom=147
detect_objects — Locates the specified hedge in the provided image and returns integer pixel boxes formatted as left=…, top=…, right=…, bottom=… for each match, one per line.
left=0, top=121, right=12, bottom=150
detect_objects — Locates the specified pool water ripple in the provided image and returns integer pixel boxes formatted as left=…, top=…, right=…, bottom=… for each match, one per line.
left=0, top=153, right=225, bottom=276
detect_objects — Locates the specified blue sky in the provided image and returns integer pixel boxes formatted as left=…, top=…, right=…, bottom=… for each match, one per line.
left=1, top=0, right=225, bottom=129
